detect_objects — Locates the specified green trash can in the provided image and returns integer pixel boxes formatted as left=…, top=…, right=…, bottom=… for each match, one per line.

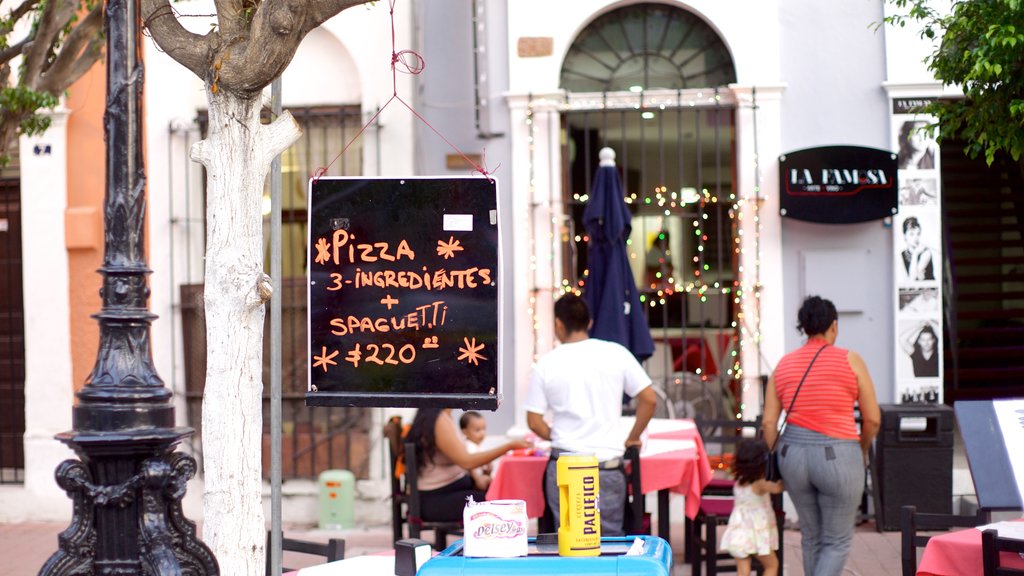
left=319, top=469, right=356, bottom=530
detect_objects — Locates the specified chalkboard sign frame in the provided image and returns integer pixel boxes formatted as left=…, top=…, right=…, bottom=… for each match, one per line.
left=306, top=177, right=501, bottom=410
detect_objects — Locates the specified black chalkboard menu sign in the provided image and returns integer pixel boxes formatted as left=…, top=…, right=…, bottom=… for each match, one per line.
left=306, top=178, right=500, bottom=409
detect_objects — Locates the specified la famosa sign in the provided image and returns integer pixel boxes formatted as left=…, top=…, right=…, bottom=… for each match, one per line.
left=779, top=146, right=898, bottom=224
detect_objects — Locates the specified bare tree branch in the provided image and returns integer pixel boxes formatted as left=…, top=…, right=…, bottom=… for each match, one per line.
left=142, top=0, right=214, bottom=80
left=34, top=1, right=103, bottom=94
left=21, top=0, right=79, bottom=84
left=0, top=37, right=30, bottom=68
left=213, top=0, right=247, bottom=40
left=303, top=0, right=372, bottom=33
left=212, top=0, right=368, bottom=97
left=1, top=0, right=44, bottom=33
left=212, top=0, right=303, bottom=95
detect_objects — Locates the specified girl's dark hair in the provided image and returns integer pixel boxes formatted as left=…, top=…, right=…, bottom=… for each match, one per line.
left=797, top=295, right=837, bottom=336
left=459, top=410, right=483, bottom=430
left=407, top=408, right=444, bottom=471
left=732, top=437, right=770, bottom=485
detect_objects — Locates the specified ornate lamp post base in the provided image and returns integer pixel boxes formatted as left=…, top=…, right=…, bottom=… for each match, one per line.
left=41, top=431, right=217, bottom=575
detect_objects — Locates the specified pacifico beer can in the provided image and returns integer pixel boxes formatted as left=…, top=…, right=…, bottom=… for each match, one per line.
left=556, top=452, right=601, bottom=556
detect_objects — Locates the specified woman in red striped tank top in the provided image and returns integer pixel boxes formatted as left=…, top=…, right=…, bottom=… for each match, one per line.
left=762, top=296, right=881, bottom=576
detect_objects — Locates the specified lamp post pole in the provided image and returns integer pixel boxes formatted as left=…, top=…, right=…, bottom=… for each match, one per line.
left=38, top=0, right=217, bottom=572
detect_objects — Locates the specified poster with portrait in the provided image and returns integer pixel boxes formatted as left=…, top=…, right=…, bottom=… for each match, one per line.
left=891, top=98, right=944, bottom=404
left=896, top=379, right=942, bottom=405
left=896, top=119, right=938, bottom=171
left=894, top=210, right=941, bottom=285
left=898, top=287, right=940, bottom=314
left=897, top=318, right=941, bottom=379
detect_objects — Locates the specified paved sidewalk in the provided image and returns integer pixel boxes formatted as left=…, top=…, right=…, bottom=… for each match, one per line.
left=0, top=520, right=903, bottom=575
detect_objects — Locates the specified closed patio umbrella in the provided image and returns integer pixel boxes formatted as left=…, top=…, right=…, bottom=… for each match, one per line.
left=582, top=147, right=655, bottom=361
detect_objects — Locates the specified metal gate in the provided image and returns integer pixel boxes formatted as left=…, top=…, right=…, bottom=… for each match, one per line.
left=561, top=95, right=740, bottom=421
left=173, top=105, right=372, bottom=480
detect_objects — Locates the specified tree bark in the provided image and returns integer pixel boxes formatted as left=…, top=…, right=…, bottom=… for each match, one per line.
left=190, top=88, right=300, bottom=576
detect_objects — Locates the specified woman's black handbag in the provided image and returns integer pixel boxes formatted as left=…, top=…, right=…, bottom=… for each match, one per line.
left=766, top=344, right=827, bottom=482
left=765, top=449, right=783, bottom=482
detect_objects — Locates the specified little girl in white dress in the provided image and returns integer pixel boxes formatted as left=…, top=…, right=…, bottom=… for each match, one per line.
left=718, top=438, right=784, bottom=576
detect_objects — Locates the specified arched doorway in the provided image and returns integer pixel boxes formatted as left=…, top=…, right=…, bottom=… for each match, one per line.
left=559, top=3, right=740, bottom=419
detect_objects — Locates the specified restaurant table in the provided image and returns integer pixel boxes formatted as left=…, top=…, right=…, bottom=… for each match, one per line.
left=917, top=521, right=1024, bottom=576
left=282, top=553, right=395, bottom=576
left=485, top=417, right=713, bottom=541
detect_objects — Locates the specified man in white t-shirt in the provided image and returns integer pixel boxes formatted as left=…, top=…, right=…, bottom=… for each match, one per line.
left=524, top=293, right=657, bottom=536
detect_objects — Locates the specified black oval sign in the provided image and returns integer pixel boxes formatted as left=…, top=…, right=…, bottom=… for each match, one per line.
left=779, top=145, right=899, bottom=224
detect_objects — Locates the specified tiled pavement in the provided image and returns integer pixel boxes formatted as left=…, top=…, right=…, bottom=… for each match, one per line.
left=0, top=518, right=905, bottom=576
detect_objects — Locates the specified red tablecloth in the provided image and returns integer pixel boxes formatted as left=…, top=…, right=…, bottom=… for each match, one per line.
left=485, top=419, right=713, bottom=520
left=918, top=523, right=1024, bottom=576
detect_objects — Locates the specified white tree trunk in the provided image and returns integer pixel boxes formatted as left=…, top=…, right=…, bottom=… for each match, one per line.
left=191, top=89, right=301, bottom=576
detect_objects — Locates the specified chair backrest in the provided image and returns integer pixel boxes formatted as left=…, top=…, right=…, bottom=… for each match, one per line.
left=900, top=504, right=991, bottom=576
left=623, top=445, right=645, bottom=534
left=265, top=531, right=345, bottom=576
left=401, top=440, right=464, bottom=549
left=982, top=528, right=1024, bottom=576
left=694, top=417, right=762, bottom=494
left=403, top=442, right=425, bottom=526
left=383, top=416, right=407, bottom=543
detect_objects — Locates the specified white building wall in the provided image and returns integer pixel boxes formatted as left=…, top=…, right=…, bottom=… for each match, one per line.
left=504, top=0, right=788, bottom=415
left=0, top=111, right=77, bottom=521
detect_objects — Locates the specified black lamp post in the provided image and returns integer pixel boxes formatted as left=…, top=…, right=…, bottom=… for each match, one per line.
left=38, top=0, right=217, bottom=572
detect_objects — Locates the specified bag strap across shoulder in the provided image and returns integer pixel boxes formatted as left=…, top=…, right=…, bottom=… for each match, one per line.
left=770, top=343, right=828, bottom=451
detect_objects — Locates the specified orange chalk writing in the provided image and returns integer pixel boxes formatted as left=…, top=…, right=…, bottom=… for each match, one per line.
left=457, top=337, right=487, bottom=366
left=318, top=230, right=416, bottom=266
left=328, top=301, right=448, bottom=336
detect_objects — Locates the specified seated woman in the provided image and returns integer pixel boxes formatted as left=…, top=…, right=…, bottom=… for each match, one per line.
left=406, top=408, right=530, bottom=522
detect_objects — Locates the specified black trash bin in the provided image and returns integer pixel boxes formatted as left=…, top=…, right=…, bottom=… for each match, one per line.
left=874, top=403, right=954, bottom=531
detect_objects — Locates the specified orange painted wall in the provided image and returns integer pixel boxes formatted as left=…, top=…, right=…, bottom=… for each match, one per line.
left=65, top=64, right=106, bottom=393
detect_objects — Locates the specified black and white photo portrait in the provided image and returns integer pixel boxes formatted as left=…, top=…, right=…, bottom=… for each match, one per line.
left=899, top=177, right=937, bottom=206
left=898, top=120, right=936, bottom=170
left=899, top=287, right=940, bottom=314
left=899, top=216, right=937, bottom=282
left=899, top=318, right=940, bottom=378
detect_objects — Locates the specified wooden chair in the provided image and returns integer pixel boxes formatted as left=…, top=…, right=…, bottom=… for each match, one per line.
left=623, top=445, right=648, bottom=535
left=982, top=528, right=1024, bottom=576
left=383, top=415, right=408, bottom=544
left=686, top=417, right=783, bottom=576
left=900, top=504, right=990, bottom=576
left=403, top=441, right=464, bottom=550
left=265, top=531, right=345, bottom=575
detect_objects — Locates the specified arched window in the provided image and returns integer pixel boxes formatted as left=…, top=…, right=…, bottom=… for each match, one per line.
left=560, top=3, right=736, bottom=93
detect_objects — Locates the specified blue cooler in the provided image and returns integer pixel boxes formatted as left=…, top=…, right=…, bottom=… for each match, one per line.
left=417, top=535, right=672, bottom=576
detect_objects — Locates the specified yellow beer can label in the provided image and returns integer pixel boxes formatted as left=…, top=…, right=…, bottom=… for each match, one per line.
left=556, top=453, right=601, bottom=556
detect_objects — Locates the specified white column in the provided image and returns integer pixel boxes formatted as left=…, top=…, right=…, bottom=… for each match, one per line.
left=5, top=110, right=77, bottom=521
left=506, top=92, right=563, bottom=427
left=731, top=85, right=786, bottom=418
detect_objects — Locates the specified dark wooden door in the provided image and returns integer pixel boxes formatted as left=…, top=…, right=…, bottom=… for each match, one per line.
left=0, top=178, right=25, bottom=482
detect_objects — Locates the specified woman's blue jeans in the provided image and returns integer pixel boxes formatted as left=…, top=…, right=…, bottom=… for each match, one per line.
left=778, top=424, right=864, bottom=576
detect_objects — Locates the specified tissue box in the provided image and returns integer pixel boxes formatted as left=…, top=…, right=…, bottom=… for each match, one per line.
left=463, top=499, right=528, bottom=557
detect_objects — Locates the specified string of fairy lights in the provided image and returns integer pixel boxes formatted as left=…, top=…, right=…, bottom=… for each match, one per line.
left=523, top=88, right=767, bottom=418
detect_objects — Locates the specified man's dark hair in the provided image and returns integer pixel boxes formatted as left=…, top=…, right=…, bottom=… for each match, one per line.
left=554, top=293, right=591, bottom=333
left=797, top=295, right=838, bottom=336
left=459, top=410, right=483, bottom=430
